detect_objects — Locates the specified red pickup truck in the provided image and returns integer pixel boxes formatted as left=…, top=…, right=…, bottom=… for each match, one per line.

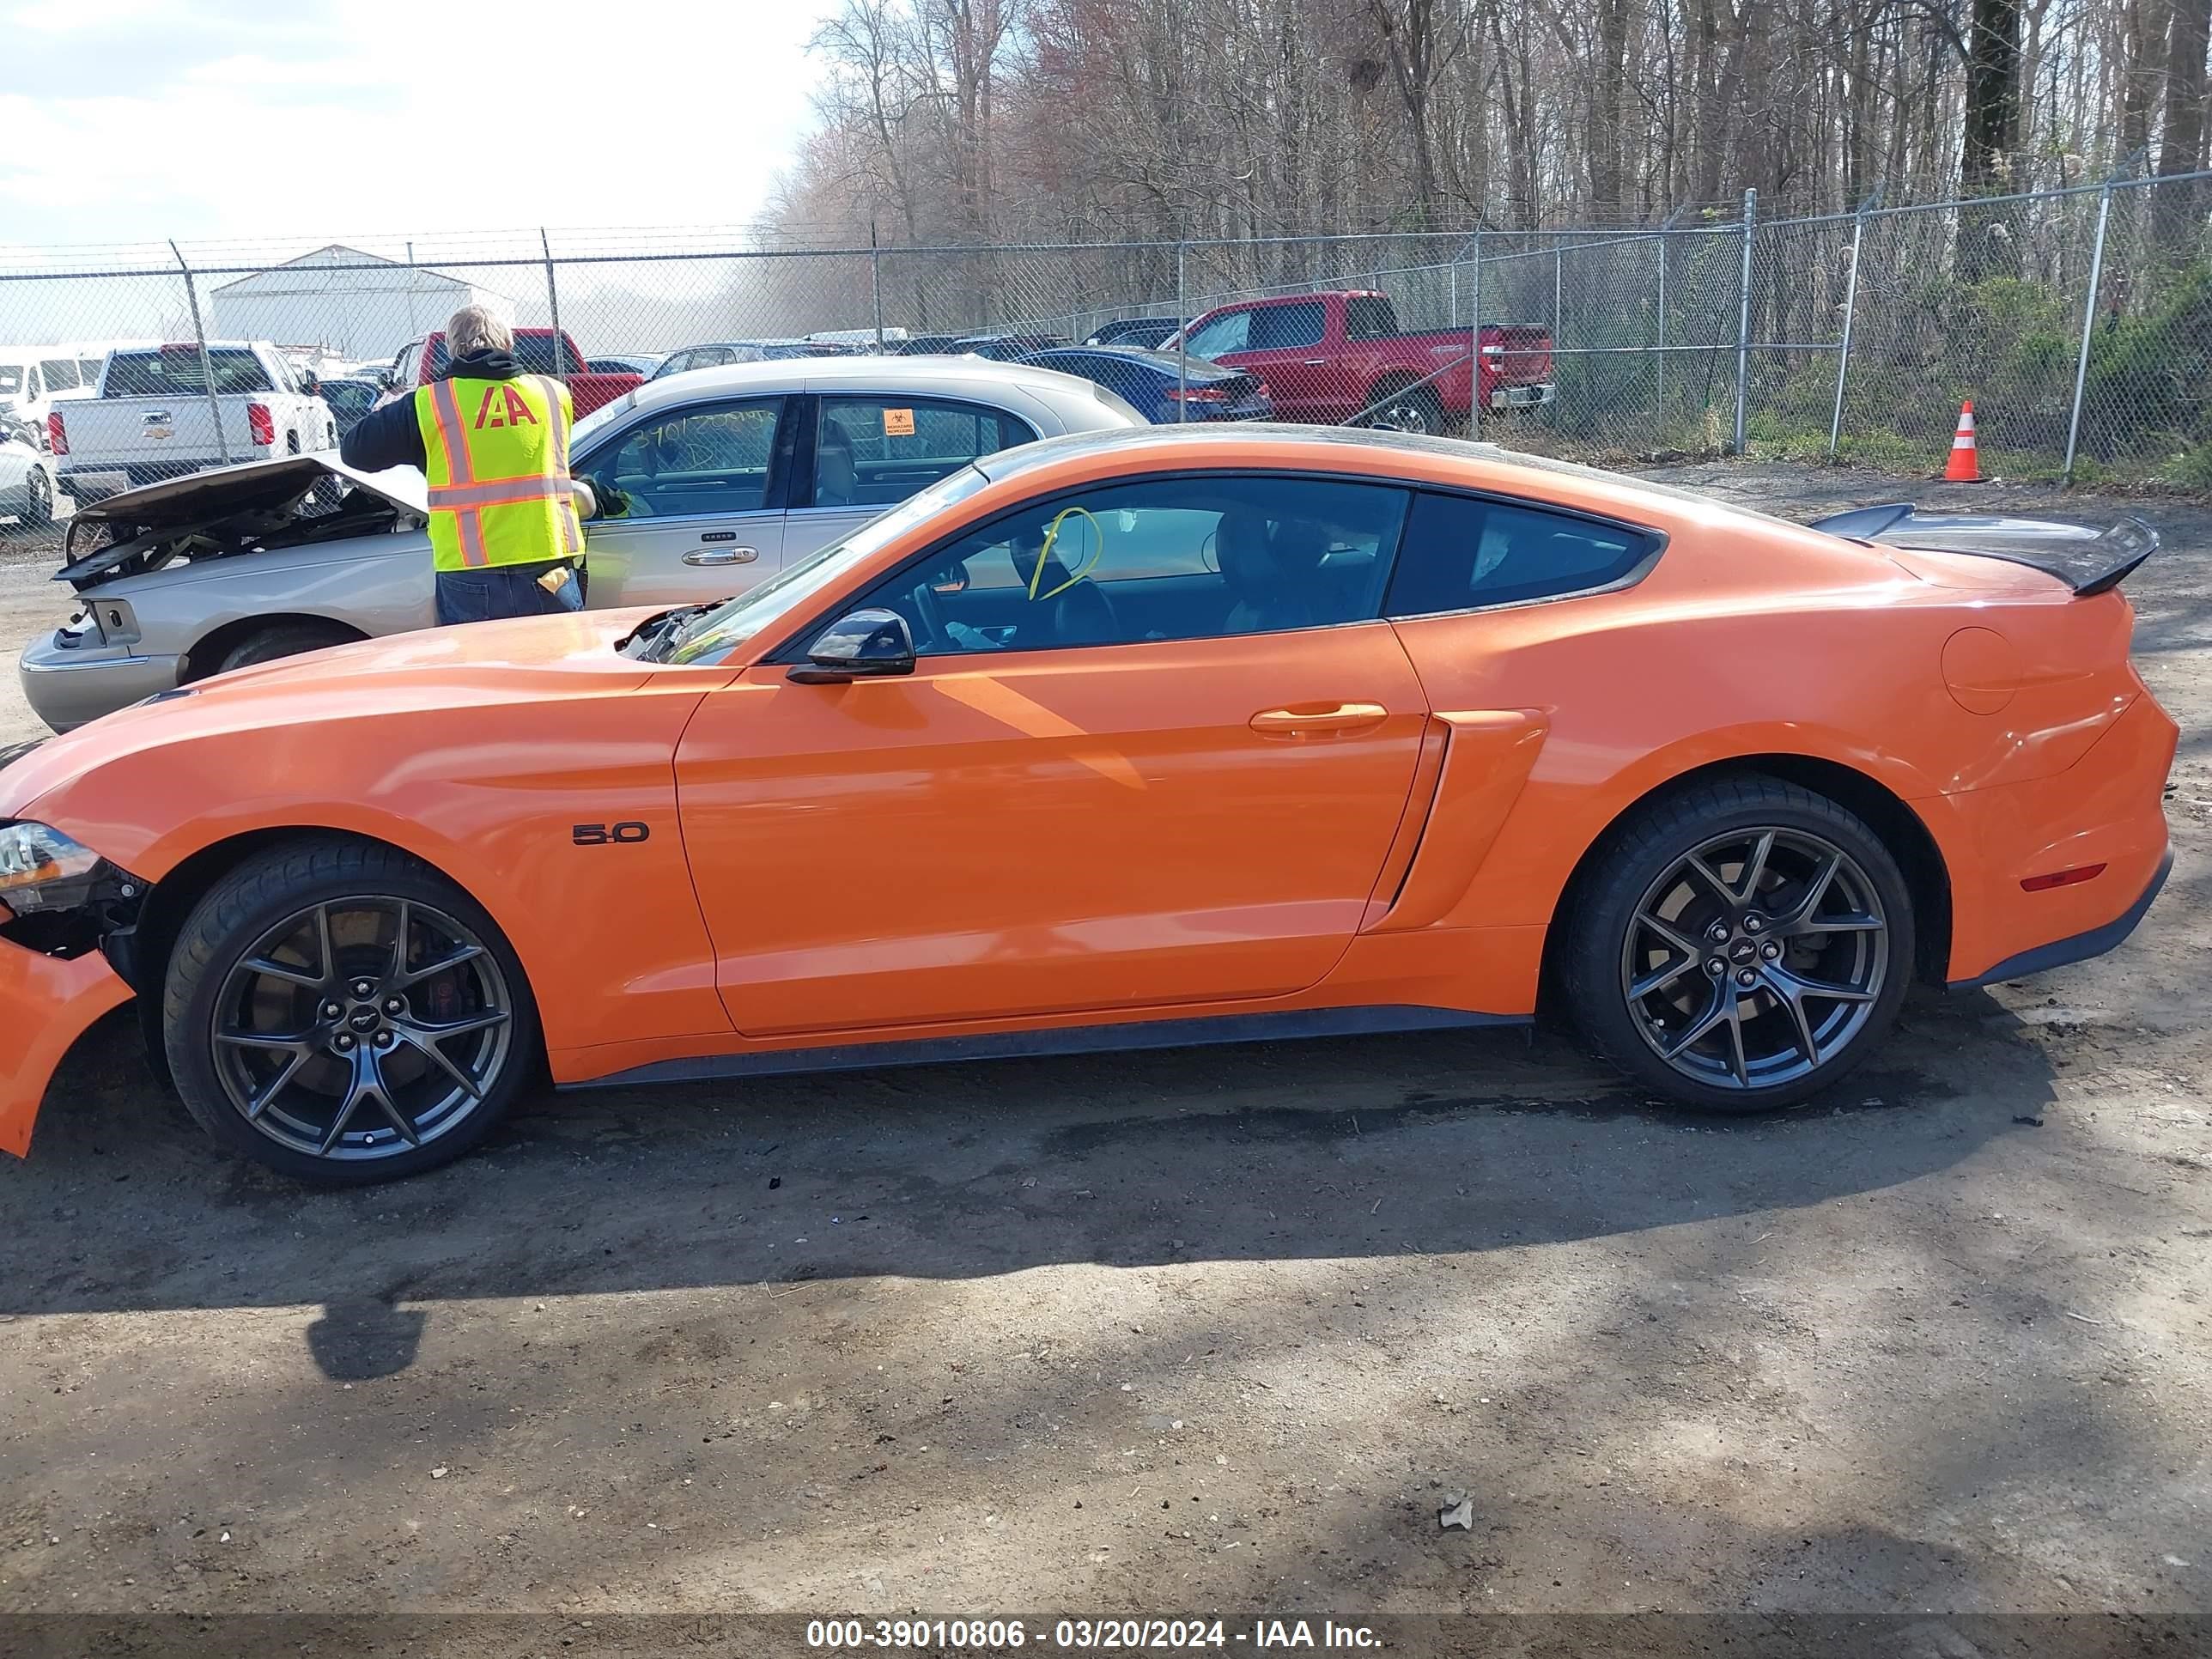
left=1175, top=290, right=1553, bottom=434
left=377, top=327, right=643, bottom=418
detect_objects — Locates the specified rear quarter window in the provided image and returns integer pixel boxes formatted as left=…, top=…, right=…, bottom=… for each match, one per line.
left=1386, top=490, right=1658, bottom=616
left=1345, top=296, right=1396, bottom=340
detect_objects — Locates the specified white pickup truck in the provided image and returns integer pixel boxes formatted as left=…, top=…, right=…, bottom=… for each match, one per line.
left=48, top=341, right=337, bottom=504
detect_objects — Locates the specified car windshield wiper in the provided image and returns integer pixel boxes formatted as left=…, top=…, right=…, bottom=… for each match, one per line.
left=622, top=603, right=718, bottom=661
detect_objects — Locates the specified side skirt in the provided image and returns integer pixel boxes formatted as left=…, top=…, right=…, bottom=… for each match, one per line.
left=566, top=1004, right=1530, bottom=1091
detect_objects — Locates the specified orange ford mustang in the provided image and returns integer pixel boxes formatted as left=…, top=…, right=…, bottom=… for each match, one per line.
left=0, top=428, right=2178, bottom=1183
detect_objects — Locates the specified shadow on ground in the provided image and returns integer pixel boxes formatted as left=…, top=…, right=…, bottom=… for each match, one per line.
left=3, top=984, right=2056, bottom=1384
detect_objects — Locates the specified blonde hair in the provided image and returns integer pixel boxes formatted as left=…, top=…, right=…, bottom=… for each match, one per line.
left=447, top=305, right=513, bottom=359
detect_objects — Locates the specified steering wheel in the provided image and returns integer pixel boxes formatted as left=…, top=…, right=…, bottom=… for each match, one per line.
left=910, top=578, right=949, bottom=652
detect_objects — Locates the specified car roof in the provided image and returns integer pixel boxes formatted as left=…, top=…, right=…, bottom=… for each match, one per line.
left=966, top=423, right=1788, bottom=526
left=622, top=352, right=1117, bottom=413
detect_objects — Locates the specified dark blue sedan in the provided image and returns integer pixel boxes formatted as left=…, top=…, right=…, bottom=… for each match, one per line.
left=1019, top=346, right=1273, bottom=425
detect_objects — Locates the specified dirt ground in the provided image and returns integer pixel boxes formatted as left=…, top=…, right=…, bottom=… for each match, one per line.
left=0, top=464, right=2206, bottom=1648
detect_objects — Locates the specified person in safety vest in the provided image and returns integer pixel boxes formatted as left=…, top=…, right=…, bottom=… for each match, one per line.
left=341, top=306, right=593, bottom=625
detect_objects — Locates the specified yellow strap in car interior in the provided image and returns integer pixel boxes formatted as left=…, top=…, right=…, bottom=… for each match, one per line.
left=1024, top=507, right=1105, bottom=602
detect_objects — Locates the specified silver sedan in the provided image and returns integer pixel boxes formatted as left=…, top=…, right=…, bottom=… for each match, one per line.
left=20, top=356, right=1146, bottom=732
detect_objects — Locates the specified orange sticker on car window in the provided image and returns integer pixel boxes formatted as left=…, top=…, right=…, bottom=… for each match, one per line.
left=883, top=407, right=915, bottom=437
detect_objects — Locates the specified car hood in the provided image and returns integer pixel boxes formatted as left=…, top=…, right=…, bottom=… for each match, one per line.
left=58, top=455, right=428, bottom=591
left=74, top=453, right=426, bottom=526
left=0, top=607, right=669, bottom=823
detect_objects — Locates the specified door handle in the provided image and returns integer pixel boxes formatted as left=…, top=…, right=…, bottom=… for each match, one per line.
left=1301, top=357, right=1327, bottom=367
left=1249, top=702, right=1389, bottom=738
left=683, top=546, right=759, bottom=566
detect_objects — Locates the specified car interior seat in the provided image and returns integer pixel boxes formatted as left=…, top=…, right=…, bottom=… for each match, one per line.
left=1221, top=508, right=1331, bottom=633
left=816, top=418, right=860, bottom=507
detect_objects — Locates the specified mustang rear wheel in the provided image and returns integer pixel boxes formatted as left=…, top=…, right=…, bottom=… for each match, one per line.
left=1565, top=776, right=1914, bottom=1112
left=163, top=839, right=539, bottom=1183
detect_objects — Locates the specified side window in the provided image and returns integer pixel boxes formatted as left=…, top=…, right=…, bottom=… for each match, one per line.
left=41, top=360, right=76, bottom=392
left=80, top=358, right=103, bottom=385
left=836, top=474, right=1410, bottom=658
left=1183, top=310, right=1249, bottom=361
left=1247, top=301, right=1326, bottom=351
left=1344, top=297, right=1395, bottom=341
left=811, top=397, right=1036, bottom=510
left=1386, top=491, right=1656, bottom=616
left=426, top=337, right=449, bottom=377
left=582, top=398, right=783, bottom=518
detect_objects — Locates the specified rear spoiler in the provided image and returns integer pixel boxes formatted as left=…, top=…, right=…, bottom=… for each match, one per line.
left=1809, top=502, right=2156, bottom=597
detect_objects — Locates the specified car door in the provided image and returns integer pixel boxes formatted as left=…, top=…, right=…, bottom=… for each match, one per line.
left=785, top=392, right=1041, bottom=560
left=573, top=395, right=793, bottom=609
left=672, top=471, right=1429, bottom=1036
left=1218, top=300, right=1335, bottom=421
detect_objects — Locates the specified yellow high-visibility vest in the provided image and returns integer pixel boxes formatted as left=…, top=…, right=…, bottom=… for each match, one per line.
left=414, top=374, right=584, bottom=573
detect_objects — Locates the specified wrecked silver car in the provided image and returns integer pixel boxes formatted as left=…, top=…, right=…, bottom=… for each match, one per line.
left=20, top=454, right=434, bottom=732
left=14, top=354, right=1147, bottom=731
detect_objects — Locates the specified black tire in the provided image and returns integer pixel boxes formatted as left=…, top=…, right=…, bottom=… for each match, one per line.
left=1562, top=775, right=1914, bottom=1114
left=1364, top=383, right=1446, bottom=436
left=161, top=837, right=541, bottom=1184
left=214, top=622, right=355, bottom=675
left=21, top=467, right=53, bottom=527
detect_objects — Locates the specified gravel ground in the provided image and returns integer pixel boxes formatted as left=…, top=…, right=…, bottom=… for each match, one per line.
left=0, top=463, right=2205, bottom=1647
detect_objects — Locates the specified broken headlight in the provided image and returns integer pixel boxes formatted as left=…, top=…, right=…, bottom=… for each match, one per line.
left=0, top=822, right=106, bottom=914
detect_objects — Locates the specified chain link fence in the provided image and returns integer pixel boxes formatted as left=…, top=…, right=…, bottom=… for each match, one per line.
left=6, top=170, right=2212, bottom=511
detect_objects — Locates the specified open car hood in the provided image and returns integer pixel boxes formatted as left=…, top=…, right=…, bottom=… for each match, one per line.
left=57, top=454, right=426, bottom=592
left=1809, top=502, right=2157, bottom=597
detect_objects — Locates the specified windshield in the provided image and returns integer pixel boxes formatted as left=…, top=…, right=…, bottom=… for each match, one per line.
left=659, top=465, right=993, bottom=665
left=572, top=390, right=638, bottom=451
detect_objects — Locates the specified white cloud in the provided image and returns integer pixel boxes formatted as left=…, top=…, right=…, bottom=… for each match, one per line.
left=0, top=0, right=839, bottom=244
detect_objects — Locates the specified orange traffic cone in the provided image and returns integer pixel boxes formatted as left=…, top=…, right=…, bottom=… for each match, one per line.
left=1945, top=399, right=1982, bottom=482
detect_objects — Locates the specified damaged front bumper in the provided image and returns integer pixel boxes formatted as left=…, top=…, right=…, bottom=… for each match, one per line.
left=0, top=933, right=132, bottom=1157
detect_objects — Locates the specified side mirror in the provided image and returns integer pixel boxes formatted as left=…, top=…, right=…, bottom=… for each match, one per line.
left=301, top=374, right=321, bottom=396
left=788, top=608, right=916, bottom=684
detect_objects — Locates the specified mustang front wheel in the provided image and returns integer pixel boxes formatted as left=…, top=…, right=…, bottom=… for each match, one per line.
left=1565, top=777, right=1914, bottom=1112
left=163, top=839, right=539, bottom=1182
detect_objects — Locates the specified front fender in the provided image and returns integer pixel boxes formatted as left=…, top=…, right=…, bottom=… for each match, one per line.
left=104, top=536, right=434, bottom=655
left=22, top=683, right=736, bottom=1054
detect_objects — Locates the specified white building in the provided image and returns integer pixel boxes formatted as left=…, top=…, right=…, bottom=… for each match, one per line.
left=210, top=246, right=513, bottom=364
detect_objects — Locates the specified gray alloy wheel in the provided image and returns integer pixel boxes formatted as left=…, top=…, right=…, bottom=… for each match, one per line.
left=1365, top=386, right=1444, bottom=435
left=1620, top=825, right=1891, bottom=1091
left=207, top=895, right=514, bottom=1164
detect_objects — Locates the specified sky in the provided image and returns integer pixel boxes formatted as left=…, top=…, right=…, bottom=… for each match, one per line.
left=0, top=0, right=842, bottom=251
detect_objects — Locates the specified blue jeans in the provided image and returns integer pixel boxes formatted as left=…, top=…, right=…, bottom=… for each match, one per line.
left=435, top=567, right=584, bottom=626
